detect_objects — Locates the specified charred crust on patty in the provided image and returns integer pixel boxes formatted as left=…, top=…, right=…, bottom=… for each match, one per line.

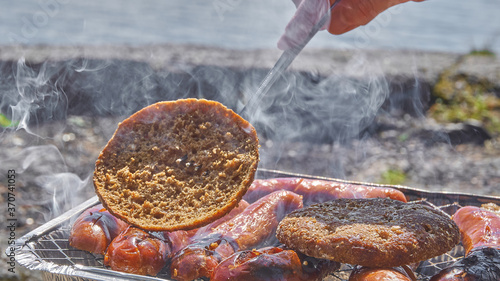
left=276, top=198, right=460, bottom=267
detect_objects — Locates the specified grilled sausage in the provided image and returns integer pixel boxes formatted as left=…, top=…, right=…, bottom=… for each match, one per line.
left=430, top=205, right=500, bottom=281
left=69, top=204, right=128, bottom=255
left=162, top=230, right=191, bottom=258
left=104, top=226, right=169, bottom=276
left=163, top=199, right=250, bottom=257
left=211, top=246, right=340, bottom=281
left=243, top=177, right=407, bottom=205
left=170, top=190, right=304, bottom=281
left=452, top=206, right=500, bottom=255
left=186, top=199, right=250, bottom=238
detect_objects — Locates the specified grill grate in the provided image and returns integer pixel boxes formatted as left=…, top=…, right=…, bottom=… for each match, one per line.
left=27, top=228, right=105, bottom=267
left=14, top=170, right=500, bottom=281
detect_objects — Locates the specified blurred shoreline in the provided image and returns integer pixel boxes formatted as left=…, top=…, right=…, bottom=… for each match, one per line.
left=0, top=43, right=464, bottom=75
left=2, top=43, right=498, bottom=84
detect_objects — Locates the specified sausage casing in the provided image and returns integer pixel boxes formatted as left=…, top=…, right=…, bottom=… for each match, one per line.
left=243, top=177, right=407, bottom=205
left=69, top=204, right=128, bottom=254
left=104, top=226, right=169, bottom=276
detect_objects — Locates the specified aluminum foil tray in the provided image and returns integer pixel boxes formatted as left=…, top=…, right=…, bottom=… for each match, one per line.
left=13, top=169, right=500, bottom=281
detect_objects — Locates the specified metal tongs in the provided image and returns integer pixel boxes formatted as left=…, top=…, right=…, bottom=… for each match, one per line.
left=240, top=0, right=341, bottom=115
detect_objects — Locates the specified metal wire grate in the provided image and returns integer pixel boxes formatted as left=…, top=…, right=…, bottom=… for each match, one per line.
left=19, top=224, right=174, bottom=280
left=17, top=200, right=471, bottom=281
left=26, top=228, right=105, bottom=268
left=14, top=170, right=500, bottom=281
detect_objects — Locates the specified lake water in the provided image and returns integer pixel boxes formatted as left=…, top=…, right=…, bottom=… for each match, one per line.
left=1, top=0, right=499, bottom=54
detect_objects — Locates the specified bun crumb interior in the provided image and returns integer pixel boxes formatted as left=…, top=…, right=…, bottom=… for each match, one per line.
left=94, top=99, right=259, bottom=231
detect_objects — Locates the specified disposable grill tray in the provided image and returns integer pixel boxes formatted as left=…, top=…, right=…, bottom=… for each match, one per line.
left=13, top=169, right=500, bottom=281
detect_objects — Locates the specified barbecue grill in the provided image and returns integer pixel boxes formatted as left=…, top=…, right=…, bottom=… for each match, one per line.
left=13, top=169, right=500, bottom=281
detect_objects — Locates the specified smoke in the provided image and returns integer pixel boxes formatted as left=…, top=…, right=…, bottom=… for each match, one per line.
left=243, top=53, right=389, bottom=142
left=1, top=57, right=162, bottom=136
left=0, top=58, right=111, bottom=222
left=0, top=48, right=427, bottom=223
left=34, top=172, right=89, bottom=220
left=0, top=56, right=250, bottom=223
left=12, top=145, right=66, bottom=174
left=0, top=145, right=90, bottom=221
left=236, top=52, right=393, bottom=178
left=1, top=55, right=391, bottom=142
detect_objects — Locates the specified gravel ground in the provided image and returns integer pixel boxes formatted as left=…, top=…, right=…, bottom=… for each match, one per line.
left=1, top=44, right=499, bottom=280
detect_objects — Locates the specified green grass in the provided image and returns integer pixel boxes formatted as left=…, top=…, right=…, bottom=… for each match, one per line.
left=429, top=70, right=500, bottom=136
left=0, top=113, right=18, bottom=128
left=398, top=132, right=410, bottom=142
left=380, top=169, right=407, bottom=185
left=468, top=49, right=496, bottom=57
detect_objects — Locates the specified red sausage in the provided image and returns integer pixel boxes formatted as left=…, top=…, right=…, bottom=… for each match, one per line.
left=163, top=200, right=250, bottom=256
left=211, top=246, right=340, bottom=281
left=162, top=230, right=191, bottom=257
left=430, top=205, right=500, bottom=281
left=73, top=200, right=251, bottom=277
left=452, top=206, right=500, bottom=255
left=243, top=177, right=407, bottom=204
left=170, top=190, right=304, bottom=281
left=186, top=199, right=250, bottom=238
left=104, top=226, right=169, bottom=276
left=69, top=204, right=128, bottom=255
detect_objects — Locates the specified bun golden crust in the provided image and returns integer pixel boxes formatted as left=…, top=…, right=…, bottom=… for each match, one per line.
left=94, top=99, right=259, bottom=231
left=277, top=198, right=460, bottom=267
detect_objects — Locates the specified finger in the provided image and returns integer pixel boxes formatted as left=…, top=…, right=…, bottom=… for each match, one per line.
left=278, top=0, right=330, bottom=50
left=328, top=0, right=413, bottom=35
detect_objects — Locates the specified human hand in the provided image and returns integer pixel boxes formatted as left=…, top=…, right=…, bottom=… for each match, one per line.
left=278, top=0, right=424, bottom=50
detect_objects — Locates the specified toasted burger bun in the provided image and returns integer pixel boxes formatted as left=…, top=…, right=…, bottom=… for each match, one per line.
left=94, top=99, right=259, bottom=231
